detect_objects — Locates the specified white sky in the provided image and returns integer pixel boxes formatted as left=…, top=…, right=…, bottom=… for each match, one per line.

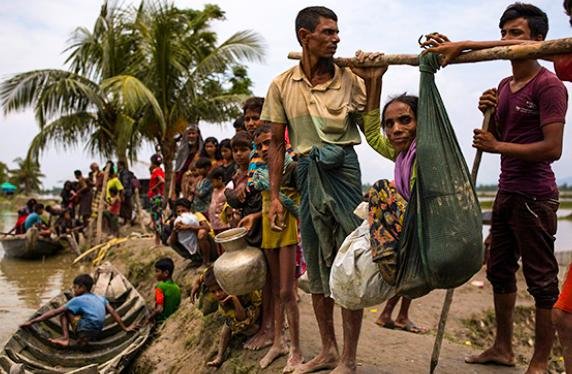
left=1, top=0, right=571, bottom=188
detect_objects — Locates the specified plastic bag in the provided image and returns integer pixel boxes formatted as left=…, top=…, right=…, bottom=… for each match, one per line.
left=329, top=220, right=396, bottom=310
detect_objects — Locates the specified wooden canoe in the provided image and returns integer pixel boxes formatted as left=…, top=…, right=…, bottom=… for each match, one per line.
left=1, top=229, right=63, bottom=260
left=0, top=262, right=151, bottom=373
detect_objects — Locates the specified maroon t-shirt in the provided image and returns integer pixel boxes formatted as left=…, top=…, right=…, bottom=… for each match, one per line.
left=495, top=67, right=567, bottom=198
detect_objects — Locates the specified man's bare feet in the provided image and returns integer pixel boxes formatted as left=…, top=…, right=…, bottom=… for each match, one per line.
left=330, top=362, right=356, bottom=374
left=283, top=352, right=304, bottom=373
left=292, top=351, right=339, bottom=374
left=260, top=344, right=289, bottom=368
left=244, top=328, right=273, bottom=350
left=394, top=319, right=428, bottom=334
left=465, top=347, right=515, bottom=366
left=49, top=337, right=70, bottom=347
left=207, top=356, right=223, bottom=367
left=374, top=314, right=395, bottom=329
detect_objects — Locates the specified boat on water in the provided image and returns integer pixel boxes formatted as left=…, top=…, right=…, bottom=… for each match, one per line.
left=0, top=262, right=151, bottom=373
left=1, top=229, right=64, bottom=260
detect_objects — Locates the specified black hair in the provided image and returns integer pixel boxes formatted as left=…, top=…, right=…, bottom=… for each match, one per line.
left=295, top=6, right=338, bottom=45
left=195, top=157, right=212, bottom=170
left=73, top=274, right=94, bottom=291
left=381, top=93, right=419, bottom=128
left=34, top=203, right=45, bottom=213
left=74, top=170, right=82, bottom=177
left=208, top=167, right=226, bottom=181
left=220, top=139, right=232, bottom=151
left=242, top=97, right=265, bottom=115
left=253, top=123, right=272, bottom=139
left=203, top=266, right=220, bottom=289
left=155, top=257, right=175, bottom=276
left=499, top=3, right=548, bottom=39
left=564, top=0, right=572, bottom=26
left=233, top=116, right=245, bottom=131
left=150, top=154, right=162, bottom=167
left=26, top=198, right=37, bottom=210
left=200, top=137, right=222, bottom=160
left=231, top=132, right=252, bottom=150
left=174, top=197, right=192, bottom=210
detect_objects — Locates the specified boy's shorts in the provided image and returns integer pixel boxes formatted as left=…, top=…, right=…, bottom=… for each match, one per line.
left=77, top=329, right=101, bottom=342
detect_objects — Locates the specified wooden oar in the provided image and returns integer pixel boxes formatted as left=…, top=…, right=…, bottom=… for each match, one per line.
left=288, top=37, right=572, bottom=67
left=429, top=108, right=493, bottom=373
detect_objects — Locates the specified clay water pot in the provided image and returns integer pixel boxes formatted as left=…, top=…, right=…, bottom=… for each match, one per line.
left=213, top=227, right=267, bottom=295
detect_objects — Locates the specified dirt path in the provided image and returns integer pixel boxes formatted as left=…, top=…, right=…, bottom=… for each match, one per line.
left=105, top=239, right=554, bottom=373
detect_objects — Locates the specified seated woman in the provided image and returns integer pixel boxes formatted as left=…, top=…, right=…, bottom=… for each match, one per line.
left=352, top=53, right=426, bottom=334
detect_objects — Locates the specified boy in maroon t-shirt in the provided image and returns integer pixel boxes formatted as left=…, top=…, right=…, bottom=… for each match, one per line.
left=467, top=5, right=567, bottom=373
left=422, top=2, right=572, bottom=372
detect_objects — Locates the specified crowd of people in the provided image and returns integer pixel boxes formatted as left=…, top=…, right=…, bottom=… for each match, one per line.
left=12, top=1, right=572, bottom=373
left=8, top=160, right=140, bottom=248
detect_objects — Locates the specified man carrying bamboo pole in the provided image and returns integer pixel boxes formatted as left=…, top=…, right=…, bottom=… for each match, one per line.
left=262, top=6, right=366, bottom=373
left=426, top=4, right=567, bottom=373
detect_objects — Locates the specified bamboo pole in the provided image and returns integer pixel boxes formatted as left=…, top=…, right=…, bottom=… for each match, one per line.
left=95, top=163, right=110, bottom=245
left=429, top=108, right=493, bottom=374
left=134, top=187, right=147, bottom=233
left=288, top=37, right=572, bottom=67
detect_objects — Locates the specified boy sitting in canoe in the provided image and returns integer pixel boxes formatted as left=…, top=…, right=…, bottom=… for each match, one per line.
left=145, top=257, right=181, bottom=325
left=20, top=274, right=137, bottom=346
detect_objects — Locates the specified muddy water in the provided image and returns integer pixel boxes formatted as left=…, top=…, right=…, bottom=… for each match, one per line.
left=0, top=211, right=78, bottom=343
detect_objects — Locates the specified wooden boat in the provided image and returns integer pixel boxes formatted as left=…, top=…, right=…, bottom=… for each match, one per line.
left=1, top=229, right=64, bottom=259
left=0, top=262, right=151, bottom=373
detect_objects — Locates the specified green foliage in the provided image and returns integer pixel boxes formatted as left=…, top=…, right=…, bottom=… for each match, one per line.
left=9, top=157, right=44, bottom=194
left=0, top=0, right=265, bottom=178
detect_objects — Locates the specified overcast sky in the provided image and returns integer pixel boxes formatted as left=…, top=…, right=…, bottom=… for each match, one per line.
left=1, top=0, right=571, bottom=188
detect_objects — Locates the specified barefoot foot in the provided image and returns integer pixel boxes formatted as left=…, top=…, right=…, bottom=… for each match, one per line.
left=283, top=352, right=304, bottom=373
left=49, top=337, right=70, bottom=347
left=292, top=351, right=339, bottom=374
left=465, top=347, right=515, bottom=366
left=207, top=356, right=223, bottom=367
left=374, top=314, right=395, bottom=329
left=260, top=345, right=289, bottom=369
left=244, top=328, right=273, bottom=350
left=330, top=362, right=357, bottom=374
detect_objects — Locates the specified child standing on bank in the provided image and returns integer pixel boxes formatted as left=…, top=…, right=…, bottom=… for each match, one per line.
left=191, top=157, right=213, bottom=216
left=219, top=139, right=235, bottom=184
left=148, top=154, right=165, bottom=246
left=147, top=257, right=181, bottom=325
left=208, top=167, right=230, bottom=238
left=194, top=267, right=261, bottom=368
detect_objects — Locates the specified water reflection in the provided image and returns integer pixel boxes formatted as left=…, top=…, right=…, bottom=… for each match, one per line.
left=0, top=255, right=75, bottom=309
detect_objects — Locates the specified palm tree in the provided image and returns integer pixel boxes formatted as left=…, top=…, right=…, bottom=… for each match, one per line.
left=118, top=2, right=265, bottom=187
left=9, top=157, right=45, bottom=195
left=1, top=1, right=264, bottom=191
left=0, top=2, right=164, bottom=165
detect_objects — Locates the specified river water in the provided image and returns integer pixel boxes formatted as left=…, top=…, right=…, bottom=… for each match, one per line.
left=0, top=211, right=78, bottom=343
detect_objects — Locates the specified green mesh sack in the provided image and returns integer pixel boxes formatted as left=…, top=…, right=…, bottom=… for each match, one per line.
left=395, top=53, right=483, bottom=298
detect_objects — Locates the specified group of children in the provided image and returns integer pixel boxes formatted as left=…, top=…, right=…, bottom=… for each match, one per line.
left=139, top=96, right=308, bottom=370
